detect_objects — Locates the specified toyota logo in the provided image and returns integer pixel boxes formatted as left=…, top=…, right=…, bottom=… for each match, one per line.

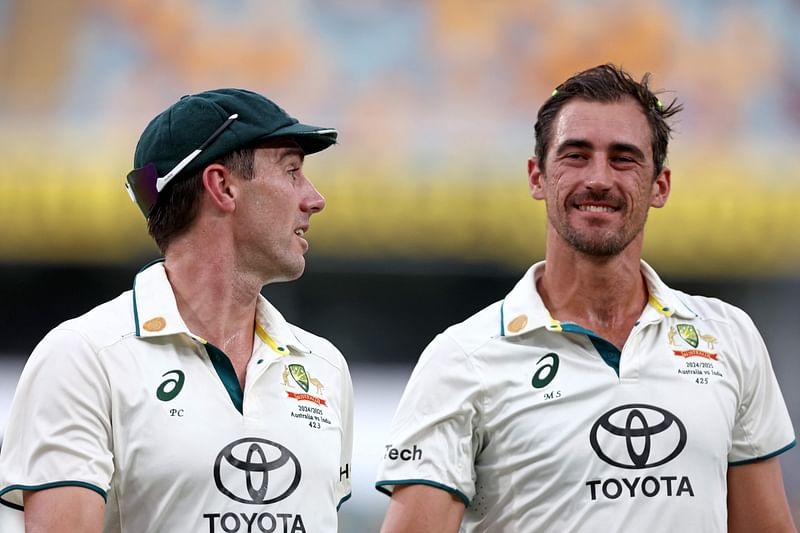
left=589, top=404, right=686, bottom=469
left=214, top=438, right=301, bottom=504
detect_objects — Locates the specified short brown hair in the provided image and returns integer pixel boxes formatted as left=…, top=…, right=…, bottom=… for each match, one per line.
left=147, top=148, right=255, bottom=253
left=534, top=64, right=683, bottom=177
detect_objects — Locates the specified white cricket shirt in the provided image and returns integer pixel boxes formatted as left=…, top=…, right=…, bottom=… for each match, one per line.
left=0, top=261, right=353, bottom=532
left=376, top=260, right=795, bottom=532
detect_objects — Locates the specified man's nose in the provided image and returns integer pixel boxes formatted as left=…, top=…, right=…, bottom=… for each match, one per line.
left=585, top=156, right=613, bottom=191
left=302, top=179, right=326, bottom=214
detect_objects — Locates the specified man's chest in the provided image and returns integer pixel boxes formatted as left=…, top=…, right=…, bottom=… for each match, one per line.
left=474, top=319, right=740, bottom=497
left=102, top=344, right=345, bottom=524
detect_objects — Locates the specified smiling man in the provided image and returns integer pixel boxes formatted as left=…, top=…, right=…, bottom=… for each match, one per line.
left=0, top=89, right=353, bottom=532
left=376, top=64, right=796, bottom=532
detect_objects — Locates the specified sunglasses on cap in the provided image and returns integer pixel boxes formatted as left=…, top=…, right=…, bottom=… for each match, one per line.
left=125, top=113, right=239, bottom=218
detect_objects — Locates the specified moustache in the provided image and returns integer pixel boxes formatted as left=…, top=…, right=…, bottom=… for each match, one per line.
left=570, top=191, right=625, bottom=209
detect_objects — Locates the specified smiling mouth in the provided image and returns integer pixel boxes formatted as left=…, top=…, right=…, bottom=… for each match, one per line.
left=294, top=229, right=305, bottom=237
left=576, top=205, right=617, bottom=213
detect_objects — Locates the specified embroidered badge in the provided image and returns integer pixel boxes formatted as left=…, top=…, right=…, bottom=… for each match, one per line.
left=668, top=324, right=719, bottom=360
left=283, top=364, right=332, bottom=430
left=508, top=314, right=528, bottom=333
left=282, top=364, right=327, bottom=405
left=143, top=317, right=166, bottom=332
left=669, top=324, right=724, bottom=384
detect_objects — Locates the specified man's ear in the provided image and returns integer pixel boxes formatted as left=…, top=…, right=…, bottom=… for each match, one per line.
left=650, top=166, right=671, bottom=208
left=528, top=157, right=546, bottom=200
left=201, top=164, right=237, bottom=213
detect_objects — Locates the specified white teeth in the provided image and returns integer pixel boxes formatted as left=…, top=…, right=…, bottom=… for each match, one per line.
left=578, top=205, right=615, bottom=212
left=295, top=229, right=305, bottom=237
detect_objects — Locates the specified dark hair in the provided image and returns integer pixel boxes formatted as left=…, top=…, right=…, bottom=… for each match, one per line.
left=147, top=148, right=255, bottom=252
left=534, top=63, right=683, bottom=177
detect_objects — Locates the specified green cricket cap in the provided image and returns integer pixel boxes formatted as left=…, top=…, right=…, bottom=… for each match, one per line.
left=133, top=88, right=338, bottom=180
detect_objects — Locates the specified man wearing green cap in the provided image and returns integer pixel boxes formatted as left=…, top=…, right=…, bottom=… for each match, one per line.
left=0, top=88, right=353, bottom=532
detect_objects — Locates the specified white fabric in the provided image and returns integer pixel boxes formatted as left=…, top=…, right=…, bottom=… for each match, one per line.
left=0, top=261, right=353, bottom=532
left=376, top=260, right=795, bottom=532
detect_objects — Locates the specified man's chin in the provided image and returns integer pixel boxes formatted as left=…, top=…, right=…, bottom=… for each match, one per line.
left=263, top=260, right=306, bottom=285
left=563, top=231, right=632, bottom=257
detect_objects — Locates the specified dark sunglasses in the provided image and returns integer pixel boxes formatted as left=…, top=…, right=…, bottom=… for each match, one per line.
left=125, top=113, right=239, bottom=218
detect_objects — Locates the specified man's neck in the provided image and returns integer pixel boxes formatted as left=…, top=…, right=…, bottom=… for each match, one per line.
left=537, top=246, right=648, bottom=350
left=163, top=242, right=262, bottom=386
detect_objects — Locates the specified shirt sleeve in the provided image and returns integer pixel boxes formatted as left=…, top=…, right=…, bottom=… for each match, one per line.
left=0, top=327, right=114, bottom=508
left=728, top=310, right=796, bottom=464
left=375, top=332, right=484, bottom=506
left=336, top=355, right=354, bottom=510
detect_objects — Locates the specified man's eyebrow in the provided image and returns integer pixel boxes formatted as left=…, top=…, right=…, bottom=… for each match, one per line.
left=608, top=142, right=646, bottom=161
left=555, top=139, right=647, bottom=161
left=555, top=139, right=593, bottom=154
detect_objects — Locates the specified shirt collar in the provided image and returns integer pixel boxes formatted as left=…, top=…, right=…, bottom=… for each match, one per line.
left=254, top=295, right=311, bottom=355
left=500, top=261, right=555, bottom=337
left=638, top=260, right=698, bottom=321
left=132, top=260, right=310, bottom=354
left=500, top=260, right=698, bottom=337
left=132, top=260, right=191, bottom=338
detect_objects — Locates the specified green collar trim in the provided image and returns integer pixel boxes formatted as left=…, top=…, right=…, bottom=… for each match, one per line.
left=500, top=302, right=623, bottom=375
left=131, top=257, right=166, bottom=337
left=561, top=323, right=621, bottom=376
left=206, top=343, right=244, bottom=414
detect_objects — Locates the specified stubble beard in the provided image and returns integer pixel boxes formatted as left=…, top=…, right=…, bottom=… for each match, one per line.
left=549, top=207, right=648, bottom=258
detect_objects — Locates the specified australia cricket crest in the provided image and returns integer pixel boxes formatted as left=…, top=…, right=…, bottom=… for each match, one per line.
left=282, top=363, right=327, bottom=405
left=668, top=324, right=719, bottom=360
left=676, top=324, right=699, bottom=348
left=288, top=364, right=310, bottom=392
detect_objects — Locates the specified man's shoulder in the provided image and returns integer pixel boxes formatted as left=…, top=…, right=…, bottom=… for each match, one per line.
left=52, top=290, right=136, bottom=347
left=439, top=299, right=505, bottom=353
left=670, top=288, right=756, bottom=328
left=287, top=322, right=349, bottom=369
left=646, top=261, right=757, bottom=329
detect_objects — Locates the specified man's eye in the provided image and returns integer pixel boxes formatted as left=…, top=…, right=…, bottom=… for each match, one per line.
left=288, top=168, right=299, bottom=179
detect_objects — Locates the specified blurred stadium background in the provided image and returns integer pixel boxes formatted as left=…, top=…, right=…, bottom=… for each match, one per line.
left=0, top=0, right=798, bottom=530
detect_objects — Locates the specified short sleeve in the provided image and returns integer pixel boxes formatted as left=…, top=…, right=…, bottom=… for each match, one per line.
left=336, top=356, right=354, bottom=509
left=728, top=312, right=796, bottom=464
left=375, top=333, right=483, bottom=506
left=0, top=327, right=114, bottom=508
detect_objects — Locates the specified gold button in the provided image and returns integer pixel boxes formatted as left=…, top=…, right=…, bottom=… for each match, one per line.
left=143, top=317, right=166, bottom=332
left=507, top=314, right=528, bottom=333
